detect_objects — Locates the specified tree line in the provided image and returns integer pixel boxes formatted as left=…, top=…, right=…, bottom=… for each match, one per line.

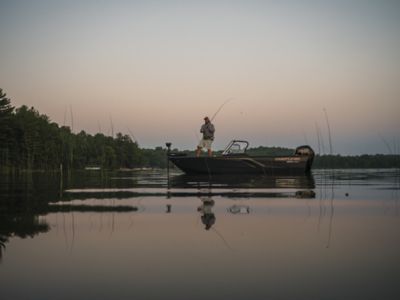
left=313, top=154, right=400, bottom=169
left=1, top=88, right=399, bottom=171
left=0, top=88, right=168, bottom=171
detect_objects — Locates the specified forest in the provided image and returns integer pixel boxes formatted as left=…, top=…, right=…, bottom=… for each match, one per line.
left=0, top=88, right=399, bottom=171
left=0, top=88, right=167, bottom=171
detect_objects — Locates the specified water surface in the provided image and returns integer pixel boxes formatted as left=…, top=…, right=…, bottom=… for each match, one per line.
left=1, top=169, right=399, bottom=300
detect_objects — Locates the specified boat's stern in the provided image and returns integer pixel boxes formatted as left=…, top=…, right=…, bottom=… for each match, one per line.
left=294, top=145, right=315, bottom=172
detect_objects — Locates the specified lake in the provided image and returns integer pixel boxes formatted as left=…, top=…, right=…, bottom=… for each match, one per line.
left=1, top=169, right=399, bottom=300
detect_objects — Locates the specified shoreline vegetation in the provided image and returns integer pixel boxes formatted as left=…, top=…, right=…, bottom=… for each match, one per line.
left=1, top=88, right=399, bottom=172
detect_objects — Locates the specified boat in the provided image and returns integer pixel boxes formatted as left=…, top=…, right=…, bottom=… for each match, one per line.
left=167, top=140, right=314, bottom=175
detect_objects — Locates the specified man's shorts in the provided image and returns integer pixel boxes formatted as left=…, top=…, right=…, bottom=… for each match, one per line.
left=198, top=139, right=213, bottom=150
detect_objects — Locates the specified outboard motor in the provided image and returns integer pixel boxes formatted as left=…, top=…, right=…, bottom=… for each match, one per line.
left=295, top=145, right=315, bottom=172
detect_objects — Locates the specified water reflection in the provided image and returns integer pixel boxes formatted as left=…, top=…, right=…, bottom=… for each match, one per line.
left=228, top=204, right=250, bottom=214
left=47, top=203, right=138, bottom=213
left=0, top=214, right=50, bottom=262
left=63, top=173, right=316, bottom=199
left=170, top=173, right=315, bottom=189
left=0, top=171, right=318, bottom=262
left=1, top=169, right=399, bottom=300
left=198, top=197, right=216, bottom=230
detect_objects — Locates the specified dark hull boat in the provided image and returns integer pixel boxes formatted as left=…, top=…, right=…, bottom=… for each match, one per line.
left=168, top=140, right=314, bottom=175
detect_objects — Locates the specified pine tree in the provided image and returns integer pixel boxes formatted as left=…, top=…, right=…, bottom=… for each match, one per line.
left=0, top=89, right=14, bottom=116
left=0, top=89, right=15, bottom=168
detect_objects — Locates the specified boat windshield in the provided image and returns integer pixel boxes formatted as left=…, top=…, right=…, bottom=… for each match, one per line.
left=222, top=140, right=249, bottom=155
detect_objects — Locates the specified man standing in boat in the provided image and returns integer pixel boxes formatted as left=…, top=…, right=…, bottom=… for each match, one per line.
left=196, top=116, right=215, bottom=157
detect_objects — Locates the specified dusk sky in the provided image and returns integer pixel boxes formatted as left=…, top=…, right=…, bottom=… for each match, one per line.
left=1, top=0, right=399, bottom=154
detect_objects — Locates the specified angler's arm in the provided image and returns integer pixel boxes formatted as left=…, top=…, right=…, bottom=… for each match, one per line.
left=208, top=124, right=215, bottom=133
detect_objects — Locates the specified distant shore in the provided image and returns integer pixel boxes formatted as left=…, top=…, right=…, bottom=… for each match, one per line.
left=1, top=88, right=399, bottom=172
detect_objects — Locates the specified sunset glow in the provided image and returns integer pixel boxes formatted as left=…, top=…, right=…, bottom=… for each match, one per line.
left=1, top=0, right=399, bottom=154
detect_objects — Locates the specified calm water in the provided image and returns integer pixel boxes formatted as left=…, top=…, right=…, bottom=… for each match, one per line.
left=1, top=169, right=399, bottom=300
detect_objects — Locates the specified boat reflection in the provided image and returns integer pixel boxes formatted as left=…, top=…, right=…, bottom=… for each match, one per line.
left=228, top=204, right=251, bottom=214
left=170, top=173, right=315, bottom=189
left=62, top=173, right=316, bottom=200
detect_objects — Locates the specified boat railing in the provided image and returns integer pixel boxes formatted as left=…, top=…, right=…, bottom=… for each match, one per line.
left=222, top=140, right=249, bottom=156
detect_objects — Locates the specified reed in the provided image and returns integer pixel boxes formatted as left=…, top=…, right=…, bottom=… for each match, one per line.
left=109, top=115, right=114, bottom=138
left=69, top=105, right=74, bottom=133
left=379, top=133, right=393, bottom=154
left=315, top=122, right=321, bottom=155
left=323, top=108, right=333, bottom=155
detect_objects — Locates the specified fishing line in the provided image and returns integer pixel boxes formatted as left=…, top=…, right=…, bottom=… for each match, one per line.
left=194, top=130, right=200, bottom=142
left=212, top=227, right=233, bottom=251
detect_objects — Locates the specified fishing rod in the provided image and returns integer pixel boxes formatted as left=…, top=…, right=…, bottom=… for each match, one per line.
left=126, top=127, right=139, bottom=145
left=210, top=98, right=234, bottom=122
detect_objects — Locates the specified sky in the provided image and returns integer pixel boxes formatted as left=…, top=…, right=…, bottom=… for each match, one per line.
left=0, top=0, right=399, bottom=154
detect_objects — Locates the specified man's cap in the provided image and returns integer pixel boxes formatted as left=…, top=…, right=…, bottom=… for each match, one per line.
left=204, top=116, right=209, bottom=120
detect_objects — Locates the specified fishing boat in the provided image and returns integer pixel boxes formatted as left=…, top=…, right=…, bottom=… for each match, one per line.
left=167, top=140, right=314, bottom=175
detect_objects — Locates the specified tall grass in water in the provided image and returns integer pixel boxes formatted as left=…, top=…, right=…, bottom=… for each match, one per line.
left=323, top=108, right=333, bottom=155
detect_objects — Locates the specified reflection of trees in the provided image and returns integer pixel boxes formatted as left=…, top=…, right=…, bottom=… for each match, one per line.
left=0, top=214, right=50, bottom=262
left=47, top=204, right=137, bottom=213
left=0, top=236, right=6, bottom=262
